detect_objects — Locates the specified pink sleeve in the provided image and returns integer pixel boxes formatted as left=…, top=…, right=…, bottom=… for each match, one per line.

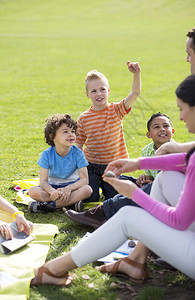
left=140, top=153, right=186, bottom=173
left=132, top=152, right=195, bottom=230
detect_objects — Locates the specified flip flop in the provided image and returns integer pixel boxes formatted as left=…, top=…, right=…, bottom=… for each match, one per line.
left=32, top=265, right=73, bottom=286
left=96, top=257, right=150, bottom=282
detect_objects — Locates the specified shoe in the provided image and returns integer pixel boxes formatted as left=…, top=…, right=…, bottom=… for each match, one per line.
left=31, top=265, right=73, bottom=286
left=74, top=200, right=84, bottom=212
left=96, top=257, right=150, bottom=282
left=28, top=201, right=56, bottom=213
left=65, top=205, right=107, bottom=229
left=154, top=258, right=176, bottom=271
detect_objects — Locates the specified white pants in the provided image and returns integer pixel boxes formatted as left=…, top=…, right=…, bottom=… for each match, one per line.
left=71, top=171, right=195, bottom=279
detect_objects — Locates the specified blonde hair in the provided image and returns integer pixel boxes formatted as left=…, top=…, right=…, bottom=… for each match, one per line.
left=85, top=69, right=109, bottom=91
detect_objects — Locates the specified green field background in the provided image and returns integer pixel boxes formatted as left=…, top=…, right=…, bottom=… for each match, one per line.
left=0, top=0, right=195, bottom=197
left=0, top=1, right=195, bottom=299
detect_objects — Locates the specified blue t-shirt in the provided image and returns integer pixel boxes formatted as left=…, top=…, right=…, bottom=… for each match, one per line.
left=38, top=145, right=88, bottom=185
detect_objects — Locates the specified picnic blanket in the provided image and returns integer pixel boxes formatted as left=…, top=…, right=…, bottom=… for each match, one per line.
left=0, top=222, right=58, bottom=299
left=13, top=178, right=39, bottom=206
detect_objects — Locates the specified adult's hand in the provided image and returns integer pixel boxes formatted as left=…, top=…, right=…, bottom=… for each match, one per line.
left=0, top=222, right=13, bottom=239
left=103, top=177, right=138, bottom=199
left=16, top=214, right=32, bottom=236
left=103, top=158, right=140, bottom=178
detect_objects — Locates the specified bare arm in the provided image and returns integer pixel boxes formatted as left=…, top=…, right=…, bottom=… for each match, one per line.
left=0, top=194, right=19, bottom=215
left=0, top=195, right=31, bottom=238
left=155, top=141, right=195, bottom=156
left=39, top=167, right=56, bottom=195
left=63, top=167, right=89, bottom=192
left=124, top=61, right=141, bottom=110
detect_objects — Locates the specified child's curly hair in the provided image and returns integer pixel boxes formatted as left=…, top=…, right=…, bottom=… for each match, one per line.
left=44, top=114, right=78, bottom=146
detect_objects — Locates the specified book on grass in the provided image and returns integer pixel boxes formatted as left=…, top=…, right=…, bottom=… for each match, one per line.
left=1, top=231, right=34, bottom=254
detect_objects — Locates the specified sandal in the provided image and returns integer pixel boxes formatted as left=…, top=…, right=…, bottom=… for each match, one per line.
left=32, top=265, right=73, bottom=286
left=96, top=257, right=150, bottom=282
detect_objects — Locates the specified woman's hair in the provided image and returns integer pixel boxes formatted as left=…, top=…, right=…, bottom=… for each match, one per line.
left=176, top=75, right=195, bottom=165
left=175, top=75, right=195, bottom=107
left=186, top=146, right=195, bottom=165
left=44, top=114, right=78, bottom=146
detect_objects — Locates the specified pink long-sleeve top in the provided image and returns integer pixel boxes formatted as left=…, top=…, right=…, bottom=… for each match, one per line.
left=132, top=152, right=195, bottom=230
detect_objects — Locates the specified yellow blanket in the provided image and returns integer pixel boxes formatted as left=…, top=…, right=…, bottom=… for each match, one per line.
left=0, top=223, right=58, bottom=300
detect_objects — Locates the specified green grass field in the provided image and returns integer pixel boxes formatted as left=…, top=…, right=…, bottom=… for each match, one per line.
left=0, top=0, right=195, bottom=299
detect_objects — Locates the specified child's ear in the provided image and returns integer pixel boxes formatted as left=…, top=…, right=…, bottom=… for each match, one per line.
left=172, top=128, right=175, bottom=135
left=108, top=87, right=110, bottom=94
left=146, top=131, right=152, bottom=139
left=86, top=91, right=90, bottom=98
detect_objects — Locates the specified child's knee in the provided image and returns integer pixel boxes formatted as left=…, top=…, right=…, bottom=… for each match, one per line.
left=85, top=185, right=93, bottom=197
left=28, top=186, right=38, bottom=198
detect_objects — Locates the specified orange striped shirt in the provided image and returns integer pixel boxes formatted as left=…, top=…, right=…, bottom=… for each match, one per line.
left=76, top=99, right=131, bottom=164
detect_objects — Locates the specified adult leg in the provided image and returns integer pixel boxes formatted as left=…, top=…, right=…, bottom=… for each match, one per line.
left=70, top=206, right=195, bottom=279
left=33, top=206, right=195, bottom=284
left=150, top=171, right=185, bottom=207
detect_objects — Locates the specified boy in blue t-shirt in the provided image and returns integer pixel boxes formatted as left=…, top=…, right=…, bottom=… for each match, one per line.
left=28, top=114, right=92, bottom=213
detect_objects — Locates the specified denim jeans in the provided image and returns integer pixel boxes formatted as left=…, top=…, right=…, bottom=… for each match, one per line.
left=103, top=182, right=153, bottom=219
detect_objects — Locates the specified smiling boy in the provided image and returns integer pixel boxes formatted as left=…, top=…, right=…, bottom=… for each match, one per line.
left=76, top=61, right=141, bottom=202
left=28, top=114, right=92, bottom=213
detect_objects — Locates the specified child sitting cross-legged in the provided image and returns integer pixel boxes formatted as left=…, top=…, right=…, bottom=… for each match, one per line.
left=28, top=114, right=92, bottom=213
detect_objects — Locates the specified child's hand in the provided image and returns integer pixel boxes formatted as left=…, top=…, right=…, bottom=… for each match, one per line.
left=136, top=174, right=154, bottom=187
left=58, top=187, right=72, bottom=205
left=126, top=61, right=141, bottom=73
left=50, top=189, right=61, bottom=201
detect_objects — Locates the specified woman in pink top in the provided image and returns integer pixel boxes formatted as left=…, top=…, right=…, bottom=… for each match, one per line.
left=31, top=75, right=195, bottom=286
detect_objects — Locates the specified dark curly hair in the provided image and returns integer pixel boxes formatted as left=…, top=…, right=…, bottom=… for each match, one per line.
left=44, top=114, right=78, bottom=146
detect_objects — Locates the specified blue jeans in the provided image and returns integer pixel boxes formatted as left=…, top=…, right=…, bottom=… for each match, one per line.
left=103, top=182, right=153, bottom=219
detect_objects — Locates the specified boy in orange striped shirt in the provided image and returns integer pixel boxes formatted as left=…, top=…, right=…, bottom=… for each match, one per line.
left=76, top=62, right=141, bottom=202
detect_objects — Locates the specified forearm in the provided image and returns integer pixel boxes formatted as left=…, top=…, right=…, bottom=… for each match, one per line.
left=67, top=178, right=88, bottom=192
left=40, top=181, right=55, bottom=195
left=140, top=153, right=186, bottom=173
left=0, top=195, right=18, bottom=215
left=124, top=72, right=141, bottom=109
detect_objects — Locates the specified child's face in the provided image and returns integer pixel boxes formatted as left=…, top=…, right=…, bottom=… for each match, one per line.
left=147, top=116, right=174, bottom=149
left=86, top=78, right=110, bottom=110
left=53, top=123, right=76, bottom=148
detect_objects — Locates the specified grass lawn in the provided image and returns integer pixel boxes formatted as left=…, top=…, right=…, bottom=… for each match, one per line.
left=0, top=0, right=195, bottom=299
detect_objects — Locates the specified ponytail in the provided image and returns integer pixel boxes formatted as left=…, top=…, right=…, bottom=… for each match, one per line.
left=186, top=146, right=195, bottom=165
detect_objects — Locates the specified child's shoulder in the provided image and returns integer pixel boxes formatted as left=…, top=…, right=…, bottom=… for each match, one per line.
left=141, top=142, right=156, bottom=154
left=70, top=145, right=84, bottom=154
left=41, top=146, right=53, bottom=154
left=78, top=107, right=92, bottom=118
